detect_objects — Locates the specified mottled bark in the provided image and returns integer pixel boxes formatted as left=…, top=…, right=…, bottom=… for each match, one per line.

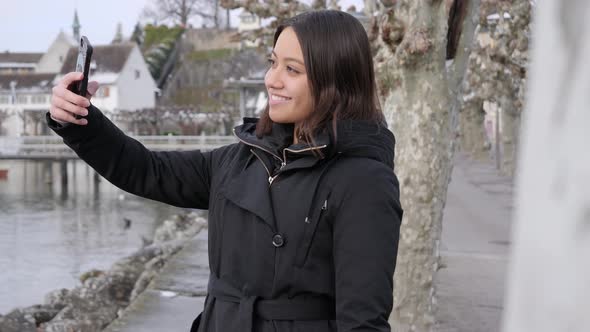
left=499, top=96, right=520, bottom=175
left=457, top=0, right=530, bottom=172
left=487, top=0, right=530, bottom=175
left=502, top=0, right=590, bottom=330
left=458, top=27, right=493, bottom=160
left=448, top=0, right=483, bottom=156
left=459, top=95, right=488, bottom=159
left=372, top=0, right=480, bottom=330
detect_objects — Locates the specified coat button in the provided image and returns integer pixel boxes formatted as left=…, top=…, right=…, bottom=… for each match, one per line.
left=272, top=234, right=285, bottom=247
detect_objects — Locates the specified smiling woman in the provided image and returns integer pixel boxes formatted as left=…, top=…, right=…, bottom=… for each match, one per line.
left=46, top=9, right=402, bottom=332
left=257, top=10, right=384, bottom=147
left=265, top=27, right=314, bottom=129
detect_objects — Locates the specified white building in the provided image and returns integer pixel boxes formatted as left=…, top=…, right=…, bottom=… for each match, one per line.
left=0, top=9, right=157, bottom=136
left=0, top=52, right=43, bottom=74
left=0, top=73, right=55, bottom=136
left=238, top=11, right=261, bottom=33
left=36, top=31, right=77, bottom=74
left=0, top=42, right=156, bottom=136
left=57, top=43, right=157, bottom=116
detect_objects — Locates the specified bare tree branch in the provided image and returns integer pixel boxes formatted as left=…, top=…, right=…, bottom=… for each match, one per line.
left=144, top=0, right=226, bottom=28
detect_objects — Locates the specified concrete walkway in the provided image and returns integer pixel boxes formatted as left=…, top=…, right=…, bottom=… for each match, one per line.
left=435, top=153, right=513, bottom=332
left=103, top=152, right=513, bottom=332
left=103, top=230, right=210, bottom=332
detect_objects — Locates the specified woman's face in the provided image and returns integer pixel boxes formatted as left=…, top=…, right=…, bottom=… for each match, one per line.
left=265, top=27, right=313, bottom=125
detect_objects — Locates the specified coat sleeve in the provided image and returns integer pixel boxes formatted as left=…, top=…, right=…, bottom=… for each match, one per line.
left=46, top=105, right=235, bottom=209
left=332, top=161, right=402, bottom=331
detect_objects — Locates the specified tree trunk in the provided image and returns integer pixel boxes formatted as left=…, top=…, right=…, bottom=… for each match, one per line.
left=490, top=0, right=530, bottom=176
left=459, top=96, right=489, bottom=159
left=456, top=0, right=531, bottom=171
left=372, top=0, right=480, bottom=330
left=181, top=0, right=189, bottom=27
left=213, top=0, right=220, bottom=28
left=458, top=25, right=492, bottom=160
left=502, top=0, right=590, bottom=331
left=499, top=97, right=520, bottom=176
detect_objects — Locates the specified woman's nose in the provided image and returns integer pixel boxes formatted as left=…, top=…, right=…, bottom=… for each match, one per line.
left=265, top=68, right=283, bottom=90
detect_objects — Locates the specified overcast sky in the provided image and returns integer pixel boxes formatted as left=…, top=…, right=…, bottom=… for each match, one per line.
left=0, top=0, right=363, bottom=53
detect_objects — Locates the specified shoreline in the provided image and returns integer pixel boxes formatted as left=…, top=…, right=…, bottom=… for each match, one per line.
left=0, top=211, right=207, bottom=332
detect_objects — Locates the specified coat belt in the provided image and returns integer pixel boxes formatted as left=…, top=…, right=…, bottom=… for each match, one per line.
left=207, top=275, right=335, bottom=331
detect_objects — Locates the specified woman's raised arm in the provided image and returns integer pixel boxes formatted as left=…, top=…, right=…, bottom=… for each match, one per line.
left=47, top=72, right=233, bottom=209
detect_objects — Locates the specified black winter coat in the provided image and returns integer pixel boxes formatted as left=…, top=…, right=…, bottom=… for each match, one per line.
left=47, top=106, right=403, bottom=332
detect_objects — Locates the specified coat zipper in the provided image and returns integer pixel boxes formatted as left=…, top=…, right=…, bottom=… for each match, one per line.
left=282, top=144, right=328, bottom=162
left=234, top=128, right=328, bottom=186
left=250, top=149, right=284, bottom=186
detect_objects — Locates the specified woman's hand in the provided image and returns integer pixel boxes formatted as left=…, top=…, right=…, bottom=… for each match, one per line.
left=49, top=72, right=99, bottom=125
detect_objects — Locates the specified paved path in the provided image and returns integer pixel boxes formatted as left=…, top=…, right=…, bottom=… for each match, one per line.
left=103, top=230, right=209, bottom=332
left=103, top=152, right=513, bottom=332
left=435, top=153, right=514, bottom=332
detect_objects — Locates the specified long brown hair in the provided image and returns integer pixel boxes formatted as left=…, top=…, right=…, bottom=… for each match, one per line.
left=256, top=10, right=385, bottom=144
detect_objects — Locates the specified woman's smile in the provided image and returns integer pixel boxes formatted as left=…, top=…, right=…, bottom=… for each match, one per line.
left=269, top=93, right=292, bottom=106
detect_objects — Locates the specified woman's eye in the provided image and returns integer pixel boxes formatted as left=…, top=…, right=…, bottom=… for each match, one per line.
left=267, top=58, right=299, bottom=74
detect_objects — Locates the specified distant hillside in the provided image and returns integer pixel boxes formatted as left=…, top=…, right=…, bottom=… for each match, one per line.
left=159, top=47, right=266, bottom=113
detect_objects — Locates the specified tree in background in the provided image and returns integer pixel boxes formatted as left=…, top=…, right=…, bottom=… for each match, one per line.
left=459, top=0, right=531, bottom=174
left=491, top=0, right=531, bottom=176
left=371, top=1, right=481, bottom=329
left=143, top=0, right=229, bottom=29
left=220, top=0, right=309, bottom=49
left=141, top=24, right=185, bottom=84
left=457, top=0, right=499, bottom=160
left=131, top=22, right=144, bottom=46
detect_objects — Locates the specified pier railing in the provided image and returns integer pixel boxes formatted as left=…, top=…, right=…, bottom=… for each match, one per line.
left=0, top=135, right=237, bottom=160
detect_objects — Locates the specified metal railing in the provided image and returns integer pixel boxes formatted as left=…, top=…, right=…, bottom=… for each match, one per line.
left=0, top=135, right=237, bottom=159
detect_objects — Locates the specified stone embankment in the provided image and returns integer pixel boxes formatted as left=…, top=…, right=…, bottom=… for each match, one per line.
left=0, top=212, right=207, bottom=332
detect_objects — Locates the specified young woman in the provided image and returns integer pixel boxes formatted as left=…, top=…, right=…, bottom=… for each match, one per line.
left=48, top=10, right=402, bottom=332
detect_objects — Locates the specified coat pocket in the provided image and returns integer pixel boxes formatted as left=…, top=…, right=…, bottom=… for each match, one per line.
left=294, top=192, right=331, bottom=267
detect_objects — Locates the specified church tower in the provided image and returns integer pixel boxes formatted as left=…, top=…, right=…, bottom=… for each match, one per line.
left=72, top=10, right=81, bottom=42
left=112, top=23, right=124, bottom=43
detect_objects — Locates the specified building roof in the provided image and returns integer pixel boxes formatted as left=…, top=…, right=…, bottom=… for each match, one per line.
left=0, top=52, right=44, bottom=64
left=60, top=43, right=135, bottom=74
left=0, top=73, right=56, bottom=91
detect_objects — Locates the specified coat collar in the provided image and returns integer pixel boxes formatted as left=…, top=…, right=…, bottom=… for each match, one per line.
left=233, top=118, right=328, bottom=174
left=233, top=117, right=396, bottom=170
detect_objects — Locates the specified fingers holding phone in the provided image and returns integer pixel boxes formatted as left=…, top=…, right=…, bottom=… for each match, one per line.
left=50, top=36, right=96, bottom=126
left=50, top=72, right=95, bottom=125
left=86, top=81, right=99, bottom=100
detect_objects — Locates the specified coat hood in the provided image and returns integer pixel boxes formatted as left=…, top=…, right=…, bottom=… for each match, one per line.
left=234, top=118, right=396, bottom=169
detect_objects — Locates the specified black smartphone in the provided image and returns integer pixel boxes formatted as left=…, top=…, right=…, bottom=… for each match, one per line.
left=69, top=36, right=93, bottom=96
left=68, top=36, right=92, bottom=119
left=68, top=36, right=93, bottom=118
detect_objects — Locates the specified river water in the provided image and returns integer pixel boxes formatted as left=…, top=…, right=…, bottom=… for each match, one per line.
left=0, top=159, right=188, bottom=314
